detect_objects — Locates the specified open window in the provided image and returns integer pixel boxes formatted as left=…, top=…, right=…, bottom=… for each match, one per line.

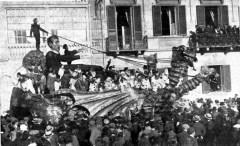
left=107, top=5, right=143, bottom=51
left=202, top=65, right=231, bottom=93
left=197, top=5, right=228, bottom=27
left=116, top=6, right=131, bottom=50
left=152, top=5, right=186, bottom=36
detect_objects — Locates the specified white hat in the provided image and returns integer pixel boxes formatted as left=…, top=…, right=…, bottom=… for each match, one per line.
left=233, top=124, right=240, bottom=129
left=20, top=124, right=28, bottom=131
left=45, top=125, right=54, bottom=136
left=193, top=115, right=201, bottom=122
left=204, top=113, right=212, bottom=120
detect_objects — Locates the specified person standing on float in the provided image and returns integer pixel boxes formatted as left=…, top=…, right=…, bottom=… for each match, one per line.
left=30, top=18, right=48, bottom=51
left=45, top=35, right=80, bottom=76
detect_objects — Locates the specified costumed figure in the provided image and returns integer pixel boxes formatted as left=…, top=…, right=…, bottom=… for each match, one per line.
left=45, top=35, right=80, bottom=93
left=45, top=35, right=80, bottom=76
left=30, top=18, right=48, bottom=51
left=22, top=49, right=46, bottom=94
left=63, top=44, right=81, bottom=65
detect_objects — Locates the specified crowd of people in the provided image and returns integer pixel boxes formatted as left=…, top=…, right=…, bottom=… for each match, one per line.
left=194, top=25, right=240, bottom=46
left=17, top=59, right=170, bottom=95
left=2, top=92, right=240, bottom=146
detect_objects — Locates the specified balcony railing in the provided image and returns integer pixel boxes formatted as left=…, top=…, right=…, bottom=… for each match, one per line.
left=7, top=43, right=93, bottom=60
left=8, top=44, right=48, bottom=60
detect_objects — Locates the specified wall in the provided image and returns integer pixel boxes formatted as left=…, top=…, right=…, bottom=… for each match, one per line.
left=184, top=52, right=240, bottom=100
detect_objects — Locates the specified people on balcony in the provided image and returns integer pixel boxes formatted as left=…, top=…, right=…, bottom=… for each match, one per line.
left=193, top=25, right=240, bottom=47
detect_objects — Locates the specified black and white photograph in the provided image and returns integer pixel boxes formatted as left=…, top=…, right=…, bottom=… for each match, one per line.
left=0, top=0, right=240, bottom=145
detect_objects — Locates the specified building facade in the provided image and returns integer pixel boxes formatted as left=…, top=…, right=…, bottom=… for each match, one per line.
left=99, top=0, right=240, bottom=99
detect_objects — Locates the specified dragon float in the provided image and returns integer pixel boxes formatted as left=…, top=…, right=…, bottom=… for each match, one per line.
left=10, top=41, right=212, bottom=125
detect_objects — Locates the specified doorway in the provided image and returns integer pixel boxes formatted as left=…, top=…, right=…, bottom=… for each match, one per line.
left=116, top=6, right=132, bottom=50
left=205, top=6, right=218, bottom=27
left=161, top=6, right=176, bottom=35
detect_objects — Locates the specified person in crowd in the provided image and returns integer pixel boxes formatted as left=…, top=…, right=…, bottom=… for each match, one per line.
left=177, top=124, right=190, bottom=146
left=69, top=69, right=80, bottom=91
left=203, top=113, right=215, bottom=146
left=43, top=125, right=58, bottom=146
left=30, top=18, right=48, bottom=51
left=61, top=69, right=72, bottom=89
left=141, top=76, right=151, bottom=90
left=75, top=73, right=89, bottom=92
left=54, top=74, right=61, bottom=92
left=89, top=76, right=103, bottom=92
left=16, top=72, right=36, bottom=94
left=192, top=115, right=206, bottom=146
left=46, top=69, right=57, bottom=94
left=104, top=76, right=118, bottom=91
left=89, top=120, right=102, bottom=146
left=186, top=127, right=198, bottom=146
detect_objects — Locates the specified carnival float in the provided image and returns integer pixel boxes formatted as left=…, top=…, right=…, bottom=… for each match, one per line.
left=9, top=32, right=213, bottom=126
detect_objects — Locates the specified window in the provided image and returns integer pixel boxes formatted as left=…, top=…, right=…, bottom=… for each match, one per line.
left=14, top=30, right=27, bottom=44
left=197, top=6, right=228, bottom=27
left=152, top=5, right=186, bottom=36
left=107, top=5, right=142, bottom=51
left=202, top=65, right=231, bottom=93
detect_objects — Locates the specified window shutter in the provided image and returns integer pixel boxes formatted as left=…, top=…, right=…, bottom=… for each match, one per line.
left=177, top=6, right=186, bottom=35
left=23, top=30, right=27, bottom=44
left=239, top=7, right=240, bottom=26
left=220, top=65, right=231, bottom=92
left=196, top=6, right=206, bottom=26
left=218, top=6, right=229, bottom=26
left=107, top=6, right=118, bottom=51
left=133, top=6, right=143, bottom=50
left=201, top=66, right=211, bottom=94
left=152, top=6, right=162, bottom=36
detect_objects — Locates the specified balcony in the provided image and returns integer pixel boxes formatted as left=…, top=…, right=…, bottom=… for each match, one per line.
left=106, top=35, right=148, bottom=56
left=147, top=36, right=189, bottom=51
left=8, top=44, right=48, bottom=60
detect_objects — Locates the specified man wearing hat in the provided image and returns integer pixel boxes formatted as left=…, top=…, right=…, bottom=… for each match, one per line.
left=192, top=115, right=206, bottom=146
left=43, top=125, right=58, bottom=146
left=177, top=124, right=190, bottom=146
left=185, top=127, right=198, bottom=146
left=203, top=113, right=215, bottom=146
